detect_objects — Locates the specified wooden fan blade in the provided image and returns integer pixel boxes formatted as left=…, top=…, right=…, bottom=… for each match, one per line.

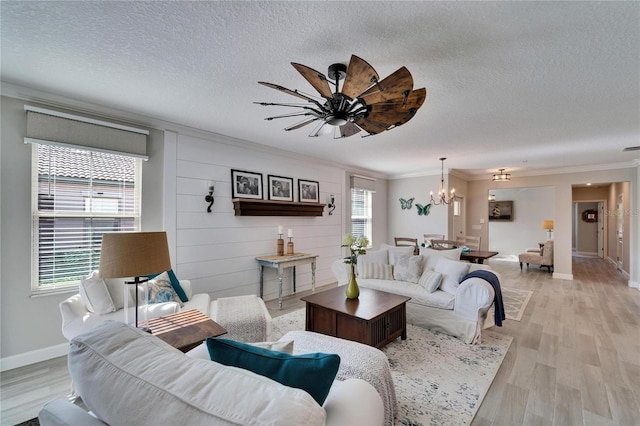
left=258, top=82, right=323, bottom=108
left=285, top=117, right=321, bottom=131
left=339, top=121, right=362, bottom=138
left=354, top=117, right=389, bottom=135
left=341, top=55, right=379, bottom=100
left=363, top=88, right=427, bottom=127
left=291, top=63, right=333, bottom=99
left=358, top=67, right=413, bottom=105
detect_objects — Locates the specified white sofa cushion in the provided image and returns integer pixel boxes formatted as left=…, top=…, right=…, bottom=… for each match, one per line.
left=79, top=271, right=115, bottom=315
left=70, top=321, right=327, bottom=426
left=435, top=257, right=471, bottom=295
left=420, top=247, right=463, bottom=269
left=392, top=255, right=423, bottom=283
left=356, top=278, right=455, bottom=310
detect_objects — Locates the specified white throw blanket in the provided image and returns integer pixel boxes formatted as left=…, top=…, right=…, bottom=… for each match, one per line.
left=215, top=295, right=267, bottom=342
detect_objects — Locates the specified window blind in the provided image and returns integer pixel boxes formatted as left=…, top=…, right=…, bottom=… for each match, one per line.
left=32, top=144, right=141, bottom=292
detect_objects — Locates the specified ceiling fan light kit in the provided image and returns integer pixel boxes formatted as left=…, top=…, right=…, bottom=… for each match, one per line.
left=256, top=55, right=426, bottom=138
left=492, top=168, right=511, bottom=181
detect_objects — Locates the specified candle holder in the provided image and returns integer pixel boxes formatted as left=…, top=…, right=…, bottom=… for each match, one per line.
left=277, top=233, right=284, bottom=256
left=287, top=237, right=294, bottom=255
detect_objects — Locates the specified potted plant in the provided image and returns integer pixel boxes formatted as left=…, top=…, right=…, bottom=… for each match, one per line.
left=341, top=233, right=369, bottom=299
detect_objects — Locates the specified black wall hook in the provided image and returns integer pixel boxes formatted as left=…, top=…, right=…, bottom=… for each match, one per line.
left=205, top=184, right=214, bottom=213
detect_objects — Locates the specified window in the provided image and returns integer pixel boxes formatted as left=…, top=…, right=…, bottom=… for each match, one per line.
left=351, top=187, right=373, bottom=246
left=31, top=144, right=142, bottom=293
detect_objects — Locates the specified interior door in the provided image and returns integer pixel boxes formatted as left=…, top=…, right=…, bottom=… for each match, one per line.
left=597, top=202, right=604, bottom=258
left=616, top=195, right=623, bottom=270
left=452, top=196, right=465, bottom=242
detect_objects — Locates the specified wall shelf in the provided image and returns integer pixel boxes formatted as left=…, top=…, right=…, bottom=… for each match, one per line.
left=232, top=198, right=325, bottom=216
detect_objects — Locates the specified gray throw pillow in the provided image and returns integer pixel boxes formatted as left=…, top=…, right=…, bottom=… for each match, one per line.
left=392, top=255, right=423, bottom=283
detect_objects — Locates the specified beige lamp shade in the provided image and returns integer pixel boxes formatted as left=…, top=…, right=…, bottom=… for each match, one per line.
left=99, top=232, right=171, bottom=278
left=542, top=220, right=554, bottom=230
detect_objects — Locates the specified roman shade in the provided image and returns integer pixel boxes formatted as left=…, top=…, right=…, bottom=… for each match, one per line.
left=24, top=106, right=149, bottom=159
left=350, top=174, right=376, bottom=192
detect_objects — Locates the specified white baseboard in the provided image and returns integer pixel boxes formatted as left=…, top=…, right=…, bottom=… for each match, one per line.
left=553, top=272, right=574, bottom=280
left=0, top=343, right=68, bottom=372
left=629, top=280, right=639, bottom=290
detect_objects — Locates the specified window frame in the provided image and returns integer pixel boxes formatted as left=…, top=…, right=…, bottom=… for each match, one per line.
left=350, top=187, right=373, bottom=247
left=30, top=143, right=142, bottom=295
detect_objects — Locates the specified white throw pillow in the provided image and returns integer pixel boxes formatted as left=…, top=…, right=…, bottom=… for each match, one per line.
left=393, top=255, right=424, bottom=283
left=380, top=243, right=416, bottom=265
left=359, top=261, right=394, bottom=280
left=103, top=277, right=126, bottom=309
left=356, top=249, right=389, bottom=276
left=418, top=268, right=444, bottom=293
left=434, top=257, right=470, bottom=295
left=80, top=271, right=116, bottom=315
left=420, top=247, right=463, bottom=270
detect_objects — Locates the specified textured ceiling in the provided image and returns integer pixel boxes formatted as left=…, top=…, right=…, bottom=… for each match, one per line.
left=2, top=1, right=639, bottom=178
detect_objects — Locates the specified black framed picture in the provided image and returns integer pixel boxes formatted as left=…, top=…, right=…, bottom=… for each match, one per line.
left=267, top=175, right=293, bottom=201
left=298, top=179, right=319, bottom=203
left=231, top=169, right=263, bottom=199
left=488, top=200, right=513, bottom=221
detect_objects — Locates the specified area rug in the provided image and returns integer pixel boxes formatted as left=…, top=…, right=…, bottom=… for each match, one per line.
left=501, top=287, right=533, bottom=321
left=271, top=309, right=512, bottom=426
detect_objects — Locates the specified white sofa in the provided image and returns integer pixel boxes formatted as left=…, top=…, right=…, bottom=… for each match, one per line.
left=38, top=321, right=384, bottom=426
left=332, top=244, right=499, bottom=344
left=60, top=271, right=272, bottom=342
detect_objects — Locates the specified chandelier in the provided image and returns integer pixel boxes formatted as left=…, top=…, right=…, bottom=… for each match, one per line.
left=430, top=158, right=456, bottom=205
left=492, top=168, right=511, bottom=181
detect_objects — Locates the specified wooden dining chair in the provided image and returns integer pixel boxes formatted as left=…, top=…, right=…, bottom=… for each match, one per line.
left=394, top=237, right=419, bottom=255
left=456, top=236, right=481, bottom=251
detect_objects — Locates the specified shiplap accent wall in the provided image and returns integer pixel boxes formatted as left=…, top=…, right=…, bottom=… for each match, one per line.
left=167, top=131, right=344, bottom=302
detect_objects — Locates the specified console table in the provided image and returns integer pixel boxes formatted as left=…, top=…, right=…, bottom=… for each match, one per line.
left=256, top=253, right=318, bottom=309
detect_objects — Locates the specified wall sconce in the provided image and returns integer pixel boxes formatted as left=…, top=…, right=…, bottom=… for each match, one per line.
left=205, top=181, right=214, bottom=213
left=327, top=194, right=336, bottom=215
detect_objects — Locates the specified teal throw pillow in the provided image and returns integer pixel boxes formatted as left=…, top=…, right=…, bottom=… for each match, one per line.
left=147, top=269, right=188, bottom=302
left=206, top=337, right=340, bottom=405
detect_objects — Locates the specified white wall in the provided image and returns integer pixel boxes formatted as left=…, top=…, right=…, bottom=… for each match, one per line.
left=387, top=175, right=450, bottom=246
left=487, top=187, right=555, bottom=259
left=163, top=131, right=346, bottom=301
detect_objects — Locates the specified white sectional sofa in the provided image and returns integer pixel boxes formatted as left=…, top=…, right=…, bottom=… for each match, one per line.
left=332, top=244, right=499, bottom=344
left=39, top=321, right=384, bottom=426
left=60, top=270, right=272, bottom=342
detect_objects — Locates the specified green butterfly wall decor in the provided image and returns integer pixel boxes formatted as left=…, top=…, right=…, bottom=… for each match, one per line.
left=416, top=203, right=432, bottom=216
left=399, top=197, right=414, bottom=210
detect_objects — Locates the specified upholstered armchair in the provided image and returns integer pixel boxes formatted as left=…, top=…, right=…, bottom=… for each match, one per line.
left=519, top=240, right=554, bottom=273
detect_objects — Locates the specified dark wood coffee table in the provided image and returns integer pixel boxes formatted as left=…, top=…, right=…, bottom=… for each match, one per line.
left=141, top=309, right=227, bottom=353
left=300, top=286, right=411, bottom=349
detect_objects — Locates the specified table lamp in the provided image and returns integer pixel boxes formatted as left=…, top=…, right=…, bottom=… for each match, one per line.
left=99, top=232, right=172, bottom=331
left=542, top=220, right=554, bottom=240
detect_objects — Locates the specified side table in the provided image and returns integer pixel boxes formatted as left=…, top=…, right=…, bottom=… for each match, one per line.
left=256, top=253, right=318, bottom=309
left=141, top=309, right=227, bottom=353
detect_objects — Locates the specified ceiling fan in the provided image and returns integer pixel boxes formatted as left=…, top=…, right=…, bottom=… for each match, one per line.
left=255, top=55, right=426, bottom=138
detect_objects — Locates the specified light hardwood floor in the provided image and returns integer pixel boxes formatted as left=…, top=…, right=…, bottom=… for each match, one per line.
left=1, top=256, right=638, bottom=425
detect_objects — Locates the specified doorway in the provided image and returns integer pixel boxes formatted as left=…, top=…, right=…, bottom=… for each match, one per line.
left=573, top=201, right=604, bottom=258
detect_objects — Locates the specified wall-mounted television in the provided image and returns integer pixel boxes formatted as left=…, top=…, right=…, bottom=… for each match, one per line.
left=489, top=200, right=513, bottom=221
